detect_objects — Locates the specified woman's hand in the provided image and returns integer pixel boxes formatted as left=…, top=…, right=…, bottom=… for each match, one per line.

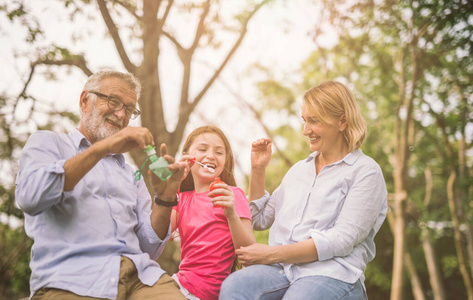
left=251, top=138, right=272, bottom=170
left=237, top=240, right=319, bottom=266
left=249, top=138, right=272, bottom=200
left=235, top=243, right=275, bottom=266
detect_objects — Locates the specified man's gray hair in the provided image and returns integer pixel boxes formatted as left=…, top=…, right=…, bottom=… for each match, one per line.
left=83, top=70, right=142, bottom=99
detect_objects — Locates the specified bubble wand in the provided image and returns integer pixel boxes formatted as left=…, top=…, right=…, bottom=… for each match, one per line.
left=189, top=158, right=215, bottom=173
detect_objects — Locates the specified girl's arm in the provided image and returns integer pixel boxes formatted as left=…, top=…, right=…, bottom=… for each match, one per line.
left=226, top=215, right=256, bottom=249
left=209, top=185, right=256, bottom=248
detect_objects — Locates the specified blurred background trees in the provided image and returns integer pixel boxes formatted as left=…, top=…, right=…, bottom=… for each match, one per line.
left=1, top=0, right=472, bottom=299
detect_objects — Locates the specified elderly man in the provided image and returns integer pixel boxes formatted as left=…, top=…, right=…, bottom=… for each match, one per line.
left=15, top=71, right=186, bottom=300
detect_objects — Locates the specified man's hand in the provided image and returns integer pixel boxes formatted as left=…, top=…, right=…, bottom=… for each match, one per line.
left=101, top=127, right=154, bottom=155
left=64, top=127, right=153, bottom=191
left=150, top=144, right=190, bottom=202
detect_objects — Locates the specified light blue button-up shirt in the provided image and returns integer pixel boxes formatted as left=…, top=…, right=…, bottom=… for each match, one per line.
left=250, top=149, right=387, bottom=289
left=15, top=129, right=170, bottom=299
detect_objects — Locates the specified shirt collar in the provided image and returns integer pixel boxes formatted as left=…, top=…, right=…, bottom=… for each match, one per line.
left=69, top=128, right=126, bottom=167
left=305, top=149, right=363, bottom=166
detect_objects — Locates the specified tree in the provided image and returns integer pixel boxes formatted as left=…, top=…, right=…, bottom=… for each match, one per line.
left=242, top=0, right=473, bottom=299
left=1, top=0, right=272, bottom=296
left=308, top=1, right=473, bottom=299
left=3, top=0, right=271, bottom=163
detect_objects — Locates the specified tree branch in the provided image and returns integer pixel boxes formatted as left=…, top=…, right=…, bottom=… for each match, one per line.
left=191, top=0, right=271, bottom=109
left=162, top=30, right=185, bottom=53
left=158, top=0, right=174, bottom=31
left=189, top=0, right=211, bottom=53
left=218, top=78, right=294, bottom=168
left=97, top=0, right=137, bottom=73
left=34, top=57, right=93, bottom=76
left=112, top=0, right=141, bottom=21
left=13, top=56, right=92, bottom=115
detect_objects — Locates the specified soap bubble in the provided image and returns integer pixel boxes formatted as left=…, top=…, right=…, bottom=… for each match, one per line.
left=409, top=145, right=415, bottom=151
left=419, top=222, right=427, bottom=229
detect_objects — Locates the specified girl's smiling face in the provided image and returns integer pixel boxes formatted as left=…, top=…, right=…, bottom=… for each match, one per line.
left=188, top=133, right=226, bottom=184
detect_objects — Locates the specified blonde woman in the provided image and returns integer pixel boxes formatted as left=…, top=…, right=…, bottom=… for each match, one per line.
left=220, top=81, right=388, bottom=300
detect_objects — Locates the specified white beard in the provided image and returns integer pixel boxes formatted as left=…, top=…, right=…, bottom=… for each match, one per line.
left=82, top=105, right=124, bottom=143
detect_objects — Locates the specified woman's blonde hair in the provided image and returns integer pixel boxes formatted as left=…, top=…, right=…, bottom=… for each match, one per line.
left=179, top=125, right=236, bottom=192
left=303, top=81, right=367, bottom=152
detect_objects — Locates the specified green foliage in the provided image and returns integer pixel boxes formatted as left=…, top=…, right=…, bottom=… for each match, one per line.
left=2, top=0, right=276, bottom=298
left=253, top=229, right=269, bottom=245
left=365, top=222, right=393, bottom=298
left=0, top=183, right=31, bottom=299
left=4, top=4, right=26, bottom=20
left=0, top=186, right=22, bottom=220
left=256, top=80, right=296, bottom=114
left=2, top=0, right=472, bottom=299
left=0, top=0, right=43, bottom=42
left=251, top=0, right=473, bottom=298
left=41, top=46, right=85, bottom=62
left=0, top=223, right=32, bottom=299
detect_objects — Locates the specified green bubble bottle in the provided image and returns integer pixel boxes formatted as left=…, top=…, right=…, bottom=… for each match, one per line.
left=145, top=145, right=172, bottom=181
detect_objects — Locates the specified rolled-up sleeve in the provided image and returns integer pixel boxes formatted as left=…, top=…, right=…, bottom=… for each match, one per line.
left=250, top=190, right=278, bottom=231
left=308, top=166, right=387, bottom=260
left=134, top=180, right=171, bottom=259
left=15, top=132, right=68, bottom=216
left=138, top=213, right=171, bottom=260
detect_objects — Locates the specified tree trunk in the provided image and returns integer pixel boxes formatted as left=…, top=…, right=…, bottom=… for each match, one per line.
left=447, top=170, right=473, bottom=300
left=466, top=225, right=473, bottom=280
left=387, top=202, right=428, bottom=300
left=459, top=134, right=473, bottom=277
left=421, top=230, right=446, bottom=300
left=421, top=167, right=446, bottom=300
left=405, top=250, right=426, bottom=300
left=390, top=190, right=407, bottom=300
left=386, top=196, right=407, bottom=300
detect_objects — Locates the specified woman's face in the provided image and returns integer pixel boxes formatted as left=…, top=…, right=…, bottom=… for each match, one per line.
left=301, top=104, right=345, bottom=153
left=187, top=133, right=226, bottom=183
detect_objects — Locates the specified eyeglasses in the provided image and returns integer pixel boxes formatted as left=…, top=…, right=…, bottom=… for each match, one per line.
left=88, top=91, right=141, bottom=120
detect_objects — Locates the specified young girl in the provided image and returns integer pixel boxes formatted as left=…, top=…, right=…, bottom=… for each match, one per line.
left=171, top=125, right=256, bottom=300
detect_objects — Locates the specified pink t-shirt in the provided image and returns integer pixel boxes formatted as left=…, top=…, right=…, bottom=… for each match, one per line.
left=174, top=186, right=251, bottom=300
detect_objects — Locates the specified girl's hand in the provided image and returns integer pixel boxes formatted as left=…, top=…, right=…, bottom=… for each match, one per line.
left=208, top=182, right=236, bottom=217
left=177, top=154, right=195, bottom=179
left=251, top=138, right=272, bottom=170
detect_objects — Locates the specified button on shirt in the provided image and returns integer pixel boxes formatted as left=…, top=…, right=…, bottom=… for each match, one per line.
left=250, top=149, right=387, bottom=288
left=15, top=129, right=170, bottom=299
